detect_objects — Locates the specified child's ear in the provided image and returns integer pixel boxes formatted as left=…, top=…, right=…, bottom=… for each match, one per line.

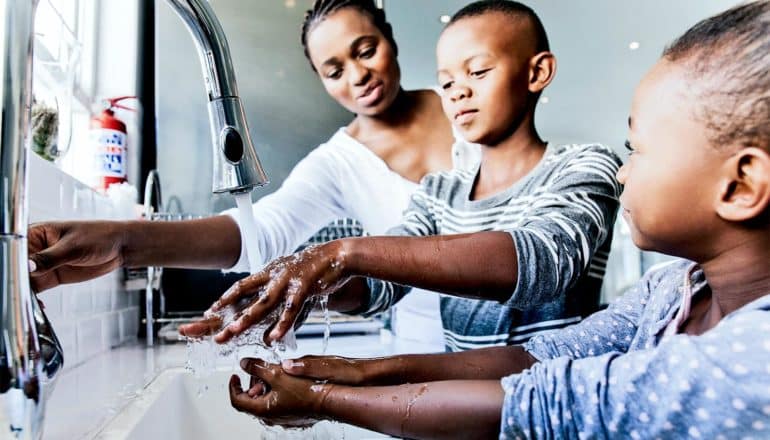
left=528, top=51, right=556, bottom=93
left=715, top=147, right=770, bottom=222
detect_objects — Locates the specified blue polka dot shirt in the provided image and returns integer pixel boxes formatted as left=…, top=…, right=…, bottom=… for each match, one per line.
left=500, top=259, right=770, bottom=439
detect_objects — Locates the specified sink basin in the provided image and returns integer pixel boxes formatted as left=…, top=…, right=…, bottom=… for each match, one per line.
left=95, top=367, right=390, bottom=439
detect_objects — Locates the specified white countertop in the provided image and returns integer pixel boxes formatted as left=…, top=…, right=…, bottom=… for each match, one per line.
left=43, top=333, right=443, bottom=440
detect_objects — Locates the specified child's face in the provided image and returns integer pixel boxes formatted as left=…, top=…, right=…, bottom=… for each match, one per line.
left=617, top=60, right=727, bottom=258
left=436, top=14, right=536, bottom=145
left=306, top=8, right=401, bottom=117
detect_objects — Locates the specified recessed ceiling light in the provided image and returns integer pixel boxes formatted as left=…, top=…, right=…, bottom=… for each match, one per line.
left=284, top=0, right=296, bottom=8
left=540, top=96, right=550, bottom=104
left=439, top=15, right=451, bottom=24
left=629, top=41, right=640, bottom=50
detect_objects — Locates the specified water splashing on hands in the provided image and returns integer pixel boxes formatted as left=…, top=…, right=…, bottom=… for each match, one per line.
left=180, top=240, right=350, bottom=345
left=230, top=358, right=334, bottom=428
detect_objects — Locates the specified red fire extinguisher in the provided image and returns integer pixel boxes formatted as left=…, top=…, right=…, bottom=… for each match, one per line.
left=89, top=96, right=136, bottom=192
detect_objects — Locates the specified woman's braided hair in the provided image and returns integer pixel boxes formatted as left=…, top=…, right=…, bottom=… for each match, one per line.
left=300, top=0, right=398, bottom=72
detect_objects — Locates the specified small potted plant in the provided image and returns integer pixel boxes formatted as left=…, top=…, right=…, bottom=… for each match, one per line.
left=30, top=97, right=59, bottom=161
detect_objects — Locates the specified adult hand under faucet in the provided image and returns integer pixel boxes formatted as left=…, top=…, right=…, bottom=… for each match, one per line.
left=179, top=231, right=521, bottom=345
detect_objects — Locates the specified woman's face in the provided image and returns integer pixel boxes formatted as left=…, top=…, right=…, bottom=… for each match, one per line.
left=306, top=8, right=401, bottom=117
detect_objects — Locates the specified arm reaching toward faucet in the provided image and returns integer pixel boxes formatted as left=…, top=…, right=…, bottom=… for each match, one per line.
left=27, top=216, right=242, bottom=292
left=27, top=137, right=388, bottom=295
left=182, top=231, right=517, bottom=344
left=180, top=143, right=620, bottom=344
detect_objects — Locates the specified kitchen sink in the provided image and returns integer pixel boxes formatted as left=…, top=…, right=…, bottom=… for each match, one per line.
left=95, top=367, right=390, bottom=439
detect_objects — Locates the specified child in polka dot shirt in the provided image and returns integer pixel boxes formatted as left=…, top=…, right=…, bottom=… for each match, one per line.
left=221, top=2, right=770, bottom=438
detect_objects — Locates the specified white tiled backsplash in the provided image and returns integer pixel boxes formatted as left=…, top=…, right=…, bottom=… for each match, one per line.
left=28, top=153, right=140, bottom=369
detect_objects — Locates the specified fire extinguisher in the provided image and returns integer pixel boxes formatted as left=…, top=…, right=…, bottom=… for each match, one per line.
left=89, top=96, right=136, bottom=192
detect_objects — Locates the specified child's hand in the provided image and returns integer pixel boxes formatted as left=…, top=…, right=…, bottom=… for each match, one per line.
left=230, top=358, right=332, bottom=428
left=207, top=241, right=349, bottom=344
left=281, top=355, right=372, bottom=385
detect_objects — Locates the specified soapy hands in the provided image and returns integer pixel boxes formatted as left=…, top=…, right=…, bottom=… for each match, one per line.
left=180, top=241, right=349, bottom=344
left=230, top=358, right=332, bottom=428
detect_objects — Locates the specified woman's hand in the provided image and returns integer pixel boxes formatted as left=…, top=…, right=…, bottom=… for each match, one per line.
left=28, top=221, right=127, bottom=293
left=230, top=358, right=333, bottom=428
left=182, top=240, right=351, bottom=344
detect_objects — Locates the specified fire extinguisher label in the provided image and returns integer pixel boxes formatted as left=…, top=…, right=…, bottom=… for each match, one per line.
left=90, top=128, right=127, bottom=178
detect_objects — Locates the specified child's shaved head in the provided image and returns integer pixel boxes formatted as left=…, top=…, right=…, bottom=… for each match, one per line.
left=662, top=0, right=770, bottom=152
left=446, top=0, right=549, bottom=54
left=436, top=0, right=556, bottom=146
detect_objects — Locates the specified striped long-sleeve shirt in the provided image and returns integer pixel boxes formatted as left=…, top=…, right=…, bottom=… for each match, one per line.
left=357, top=143, right=623, bottom=351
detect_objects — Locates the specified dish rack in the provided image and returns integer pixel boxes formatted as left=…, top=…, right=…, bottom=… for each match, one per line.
left=123, top=170, right=207, bottom=345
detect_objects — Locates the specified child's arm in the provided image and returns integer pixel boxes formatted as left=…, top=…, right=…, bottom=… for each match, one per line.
left=231, top=358, right=505, bottom=440
left=202, top=146, right=622, bottom=343
left=284, top=264, right=669, bottom=387
left=320, top=380, right=504, bottom=439
left=209, top=230, right=518, bottom=343
left=281, top=345, right=538, bottom=385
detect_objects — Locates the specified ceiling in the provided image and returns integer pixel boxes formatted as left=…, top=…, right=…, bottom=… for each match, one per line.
left=155, top=0, right=740, bottom=214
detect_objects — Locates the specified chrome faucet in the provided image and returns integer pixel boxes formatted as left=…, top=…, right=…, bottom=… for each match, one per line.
left=0, top=1, right=63, bottom=438
left=166, top=0, right=269, bottom=194
left=0, top=0, right=268, bottom=437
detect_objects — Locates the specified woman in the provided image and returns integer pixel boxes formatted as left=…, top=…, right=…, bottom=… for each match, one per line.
left=28, top=0, right=477, bottom=346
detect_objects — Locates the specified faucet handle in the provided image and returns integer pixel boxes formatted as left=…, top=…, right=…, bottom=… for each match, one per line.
left=30, top=297, right=64, bottom=381
left=208, top=97, right=268, bottom=194
left=220, top=127, right=244, bottom=164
